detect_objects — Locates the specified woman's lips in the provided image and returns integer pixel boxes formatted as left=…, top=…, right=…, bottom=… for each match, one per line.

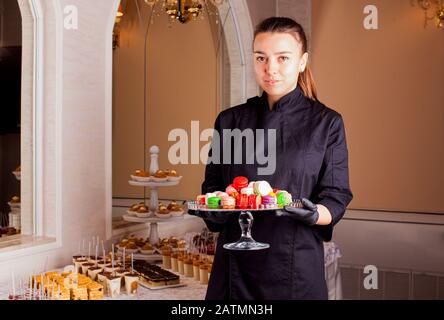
left=265, top=80, right=281, bottom=86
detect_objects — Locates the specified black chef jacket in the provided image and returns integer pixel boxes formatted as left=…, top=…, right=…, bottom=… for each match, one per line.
left=201, top=86, right=353, bottom=300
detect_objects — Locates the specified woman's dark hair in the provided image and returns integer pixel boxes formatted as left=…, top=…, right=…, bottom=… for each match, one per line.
left=254, top=17, right=318, bottom=101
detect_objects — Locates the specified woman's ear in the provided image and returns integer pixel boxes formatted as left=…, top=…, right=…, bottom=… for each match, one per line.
left=299, top=52, right=309, bottom=73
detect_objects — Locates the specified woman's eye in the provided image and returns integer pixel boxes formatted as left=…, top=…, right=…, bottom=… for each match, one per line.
left=279, top=56, right=290, bottom=62
left=256, top=56, right=265, bottom=62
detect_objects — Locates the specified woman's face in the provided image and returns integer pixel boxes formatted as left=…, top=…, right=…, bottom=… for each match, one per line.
left=253, top=32, right=308, bottom=105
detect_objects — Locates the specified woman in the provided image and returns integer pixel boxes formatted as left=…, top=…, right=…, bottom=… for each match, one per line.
left=195, top=17, right=353, bottom=300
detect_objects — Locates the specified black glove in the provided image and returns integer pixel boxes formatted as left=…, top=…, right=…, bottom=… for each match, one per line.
left=276, top=198, right=319, bottom=226
left=188, top=209, right=231, bottom=224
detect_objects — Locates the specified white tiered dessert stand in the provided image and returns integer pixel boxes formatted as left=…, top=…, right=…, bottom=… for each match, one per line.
left=122, top=146, right=184, bottom=260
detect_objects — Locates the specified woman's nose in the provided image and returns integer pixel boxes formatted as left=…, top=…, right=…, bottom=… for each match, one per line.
left=265, top=59, right=278, bottom=75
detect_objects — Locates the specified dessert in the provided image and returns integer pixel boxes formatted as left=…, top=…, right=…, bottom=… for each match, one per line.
left=277, top=190, right=292, bottom=206
left=166, top=169, right=182, bottom=182
left=87, top=266, right=103, bottom=281
left=155, top=203, right=171, bottom=218
left=136, top=204, right=150, bottom=218
left=253, top=181, right=273, bottom=197
left=233, top=176, right=249, bottom=191
left=221, top=196, right=235, bottom=209
left=192, top=176, right=293, bottom=211
left=134, top=261, right=180, bottom=287
left=167, top=201, right=184, bottom=217
left=10, top=196, right=20, bottom=203
left=207, top=196, right=221, bottom=209
left=162, top=248, right=172, bottom=269
left=131, top=169, right=151, bottom=182
left=87, top=282, right=104, bottom=300
left=152, top=169, right=168, bottom=182
left=140, top=242, right=155, bottom=255
left=199, top=263, right=209, bottom=285
left=106, top=275, right=122, bottom=298
left=184, top=256, right=194, bottom=277
left=124, top=272, right=139, bottom=295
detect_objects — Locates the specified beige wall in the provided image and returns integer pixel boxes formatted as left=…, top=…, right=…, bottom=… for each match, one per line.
left=113, top=2, right=218, bottom=201
left=311, top=0, right=444, bottom=213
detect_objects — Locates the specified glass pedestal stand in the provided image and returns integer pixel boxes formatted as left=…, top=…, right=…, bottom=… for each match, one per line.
left=223, top=211, right=270, bottom=251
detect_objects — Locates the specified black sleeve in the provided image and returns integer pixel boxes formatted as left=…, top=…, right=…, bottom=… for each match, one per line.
left=201, top=114, right=226, bottom=233
left=313, top=114, right=353, bottom=242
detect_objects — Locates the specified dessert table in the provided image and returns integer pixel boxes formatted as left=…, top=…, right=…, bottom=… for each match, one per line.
left=0, top=242, right=342, bottom=300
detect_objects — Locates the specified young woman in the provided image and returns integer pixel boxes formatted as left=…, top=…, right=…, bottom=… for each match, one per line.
left=194, top=17, right=353, bottom=300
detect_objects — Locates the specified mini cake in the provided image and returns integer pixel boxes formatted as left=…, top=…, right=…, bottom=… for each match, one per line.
left=152, top=170, right=168, bottom=182
left=166, top=169, right=182, bottom=182
left=136, top=204, right=150, bottom=218
left=155, top=204, right=171, bottom=218
left=10, top=196, right=20, bottom=203
left=140, top=243, right=155, bottom=255
left=132, top=169, right=150, bottom=182
left=133, top=169, right=149, bottom=177
left=167, top=202, right=184, bottom=217
left=124, top=241, right=139, bottom=254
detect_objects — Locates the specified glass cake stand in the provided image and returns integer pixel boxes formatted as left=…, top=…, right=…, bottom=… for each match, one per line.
left=187, top=202, right=281, bottom=251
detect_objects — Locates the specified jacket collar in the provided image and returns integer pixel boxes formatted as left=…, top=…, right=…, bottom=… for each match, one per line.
left=260, top=85, right=305, bottom=112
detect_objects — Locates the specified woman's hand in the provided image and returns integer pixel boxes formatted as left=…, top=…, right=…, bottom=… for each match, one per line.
left=276, top=198, right=322, bottom=226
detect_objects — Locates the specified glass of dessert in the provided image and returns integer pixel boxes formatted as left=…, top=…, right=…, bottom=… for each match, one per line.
left=124, top=272, right=139, bottom=295
left=106, top=274, right=122, bottom=298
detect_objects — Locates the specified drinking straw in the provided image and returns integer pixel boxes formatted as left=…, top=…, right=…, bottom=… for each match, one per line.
left=131, top=253, right=134, bottom=272
left=95, top=244, right=98, bottom=266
